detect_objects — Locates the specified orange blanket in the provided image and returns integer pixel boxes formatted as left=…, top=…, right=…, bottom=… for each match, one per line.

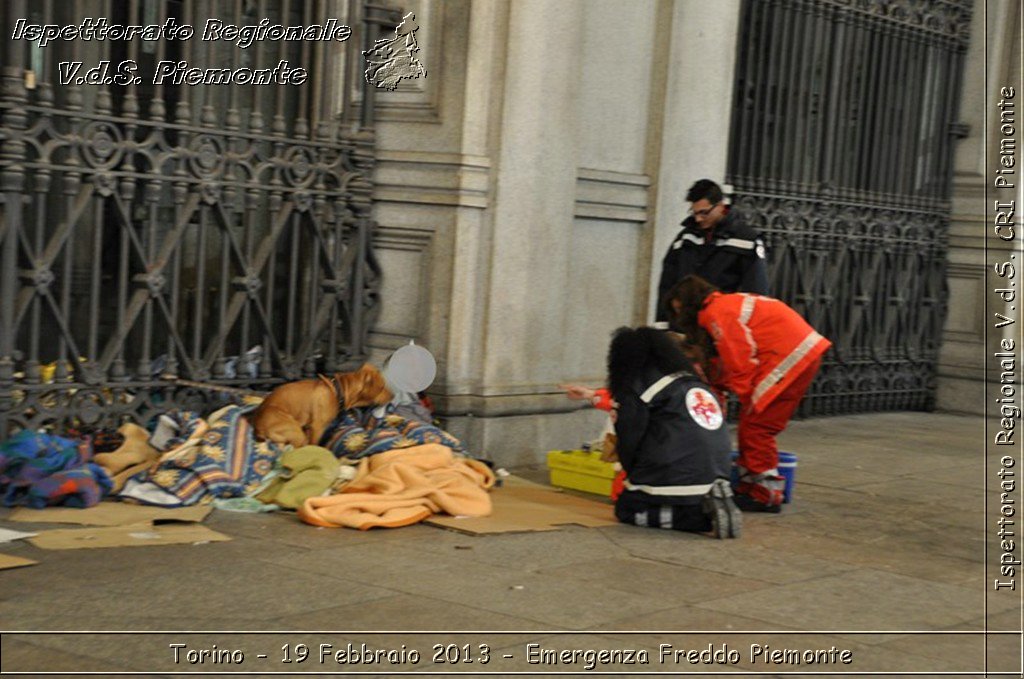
left=297, top=444, right=495, bottom=529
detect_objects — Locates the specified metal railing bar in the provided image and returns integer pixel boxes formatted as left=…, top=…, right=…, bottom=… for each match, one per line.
left=249, top=201, right=295, bottom=285
left=97, top=287, right=149, bottom=378
left=285, top=211, right=300, bottom=361
left=878, top=24, right=903, bottom=200
left=86, top=199, right=103, bottom=360
left=250, top=0, right=268, bottom=133
left=295, top=0, right=313, bottom=139
left=149, top=292, right=200, bottom=380
left=756, top=0, right=783, bottom=188
left=33, top=290, right=90, bottom=382
left=6, top=161, right=355, bottom=196
left=0, top=102, right=360, bottom=149
left=272, top=0, right=292, bottom=136
left=123, top=0, right=140, bottom=119
left=191, top=206, right=208, bottom=366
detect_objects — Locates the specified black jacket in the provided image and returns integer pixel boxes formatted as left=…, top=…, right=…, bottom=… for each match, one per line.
left=614, top=367, right=732, bottom=503
left=655, top=208, right=769, bottom=322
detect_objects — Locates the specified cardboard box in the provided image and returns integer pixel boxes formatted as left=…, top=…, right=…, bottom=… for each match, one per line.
left=0, top=553, right=37, bottom=570
left=546, top=449, right=617, bottom=496
left=8, top=503, right=211, bottom=527
left=426, top=475, right=616, bottom=534
left=27, top=523, right=231, bottom=550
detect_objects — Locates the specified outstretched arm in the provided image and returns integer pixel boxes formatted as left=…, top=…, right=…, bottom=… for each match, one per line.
left=559, top=384, right=615, bottom=411
left=560, top=384, right=597, bottom=401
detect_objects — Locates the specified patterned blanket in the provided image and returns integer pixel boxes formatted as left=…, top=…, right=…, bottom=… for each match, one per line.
left=0, top=431, right=111, bottom=508
left=140, top=405, right=284, bottom=505
left=25, top=464, right=112, bottom=508
left=320, top=404, right=465, bottom=459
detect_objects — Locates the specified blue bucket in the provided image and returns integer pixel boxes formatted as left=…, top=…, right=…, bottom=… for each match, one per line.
left=729, top=450, right=798, bottom=503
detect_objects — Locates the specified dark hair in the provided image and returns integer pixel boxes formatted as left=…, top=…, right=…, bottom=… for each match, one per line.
left=685, top=179, right=724, bottom=205
left=665, top=275, right=720, bottom=380
left=607, top=326, right=693, bottom=400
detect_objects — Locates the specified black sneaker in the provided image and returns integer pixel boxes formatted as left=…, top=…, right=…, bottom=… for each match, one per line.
left=703, top=479, right=742, bottom=539
left=733, top=491, right=783, bottom=514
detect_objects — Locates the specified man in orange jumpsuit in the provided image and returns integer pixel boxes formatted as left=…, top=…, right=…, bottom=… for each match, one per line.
left=667, top=275, right=831, bottom=512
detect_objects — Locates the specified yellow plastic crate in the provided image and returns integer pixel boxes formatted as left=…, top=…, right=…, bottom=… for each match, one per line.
left=546, top=449, right=617, bottom=496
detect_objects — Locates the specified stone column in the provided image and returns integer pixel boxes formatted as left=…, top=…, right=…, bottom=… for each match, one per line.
left=481, top=0, right=583, bottom=389
left=439, top=0, right=597, bottom=464
left=646, top=0, right=743, bottom=318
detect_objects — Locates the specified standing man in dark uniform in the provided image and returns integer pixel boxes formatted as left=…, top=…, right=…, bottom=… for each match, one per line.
left=655, top=179, right=769, bottom=322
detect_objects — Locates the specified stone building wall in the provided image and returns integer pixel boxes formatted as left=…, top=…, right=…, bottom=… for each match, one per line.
left=362, top=0, right=1001, bottom=463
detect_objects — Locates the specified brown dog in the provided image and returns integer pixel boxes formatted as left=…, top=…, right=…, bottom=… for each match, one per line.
left=335, top=364, right=393, bottom=415
left=251, top=363, right=393, bottom=448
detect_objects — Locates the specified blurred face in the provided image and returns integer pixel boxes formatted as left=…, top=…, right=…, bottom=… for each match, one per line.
left=690, top=198, right=725, bottom=231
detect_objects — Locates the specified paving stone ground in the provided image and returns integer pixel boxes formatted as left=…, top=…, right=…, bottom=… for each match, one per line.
left=0, top=411, right=1016, bottom=677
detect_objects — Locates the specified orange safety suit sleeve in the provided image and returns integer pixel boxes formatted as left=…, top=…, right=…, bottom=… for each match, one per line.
left=703, top=307, right=759, bottom=403
left=592, top=388, right=614, bottom=412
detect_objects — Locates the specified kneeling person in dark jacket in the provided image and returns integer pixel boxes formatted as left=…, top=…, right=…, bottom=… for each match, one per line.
left=607, top=327, right=741, bottom=538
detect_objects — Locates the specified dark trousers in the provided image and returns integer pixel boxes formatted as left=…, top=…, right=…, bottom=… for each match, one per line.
left=614, top=490, right=710, bottom=532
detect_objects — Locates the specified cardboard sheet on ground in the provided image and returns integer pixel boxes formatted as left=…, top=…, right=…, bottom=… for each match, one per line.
left=7, top=503, right=211, bottom=527
left=426, top=476, right=617, bottom=534
left=0, top=553, right=38, bottom=570
left=26, top=523, right=231, bottom=550
left=0, top=527, right=38, bottom=543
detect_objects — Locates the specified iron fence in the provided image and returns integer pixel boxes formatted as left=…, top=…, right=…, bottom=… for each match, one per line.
left=726, top=0, right=971, bottom=415
left=0, top=0, right=397, bottom=435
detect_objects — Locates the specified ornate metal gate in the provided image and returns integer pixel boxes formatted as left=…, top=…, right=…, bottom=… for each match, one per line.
left=726, top=0, right=971, bottom=415
left=0, top=0, right=395, bottom=435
